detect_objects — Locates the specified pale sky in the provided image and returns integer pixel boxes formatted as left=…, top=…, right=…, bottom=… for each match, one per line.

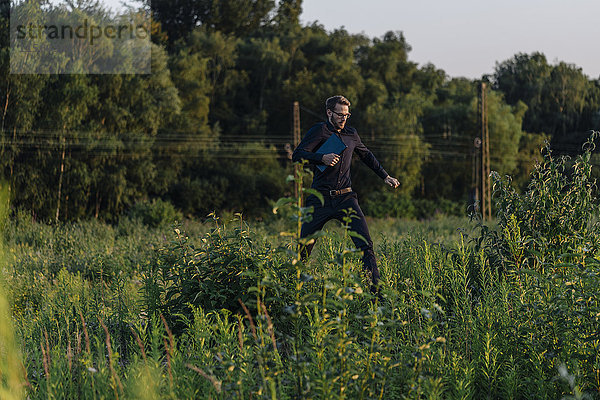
left=58, top=0, right=600, bottom=80
left=300, top=0, right=600, bottom=79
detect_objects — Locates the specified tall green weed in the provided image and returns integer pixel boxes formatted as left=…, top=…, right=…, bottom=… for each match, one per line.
left=3, top=138, right=600, bottom=399
left=489, top=132, right=600, bottom=270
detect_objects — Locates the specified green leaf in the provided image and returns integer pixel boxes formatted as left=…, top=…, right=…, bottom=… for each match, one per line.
left=272, top=197, right=295, bottom=214
left=300, top=206, right=315, bottom=215
left=298, top=237, right=315, bottom=246
left=303, top=230, right=328, bottom=241
left=518, top=268, right=544, bottom=280
left=302, top=188, right=324, bottom=205
left=347, top=230, right=367, bottom=245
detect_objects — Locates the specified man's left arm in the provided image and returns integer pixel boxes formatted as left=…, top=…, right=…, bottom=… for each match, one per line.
left=354, top=135, right=400, bottom=189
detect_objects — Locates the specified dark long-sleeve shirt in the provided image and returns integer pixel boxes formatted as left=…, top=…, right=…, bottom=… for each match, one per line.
left=292, top=121, right=388, bottom=192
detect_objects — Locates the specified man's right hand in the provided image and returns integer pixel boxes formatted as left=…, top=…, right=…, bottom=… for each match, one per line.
left=322, top=153, right=340, bottom=166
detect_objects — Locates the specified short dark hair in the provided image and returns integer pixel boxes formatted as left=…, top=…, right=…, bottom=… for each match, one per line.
left=326, top=95, right=351, bottom=111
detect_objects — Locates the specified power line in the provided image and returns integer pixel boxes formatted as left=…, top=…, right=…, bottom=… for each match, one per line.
left=299, top=104, right=325, bottom=120
left=1, top=128, right=597, bottom=165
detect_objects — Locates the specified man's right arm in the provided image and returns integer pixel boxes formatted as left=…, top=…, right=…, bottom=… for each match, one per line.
left=292, top=126, right=325, bottom=164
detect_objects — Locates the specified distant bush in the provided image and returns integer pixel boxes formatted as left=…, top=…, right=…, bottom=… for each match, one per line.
left=128, top=199, right=182, bottom=228
left=362, top=190, right=416, bottom=218
left=7, top=217, right=163, bottom=281
left=168, top=144, right=288, bottom=218
left=413, top=198, right=465, bottom=219
left=362, top=190, right=464, bottom=219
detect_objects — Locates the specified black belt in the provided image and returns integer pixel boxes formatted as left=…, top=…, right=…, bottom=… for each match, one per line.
left=327, top=187, right=352, bottom=197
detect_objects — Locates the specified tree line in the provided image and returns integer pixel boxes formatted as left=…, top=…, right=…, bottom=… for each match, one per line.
left=1, top=0, right=599, bottom=221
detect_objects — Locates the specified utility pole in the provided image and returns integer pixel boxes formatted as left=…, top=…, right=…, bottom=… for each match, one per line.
left=292, top=101, right=301, bottom=199
left=478, top=82, right=491, bottom=220
left=472, top=137, right=481, bottom=214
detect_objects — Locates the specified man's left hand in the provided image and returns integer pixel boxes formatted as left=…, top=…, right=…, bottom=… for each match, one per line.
left=384, top=176, right=400, bottom=188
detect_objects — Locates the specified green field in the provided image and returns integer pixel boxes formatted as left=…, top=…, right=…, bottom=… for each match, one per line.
left=1, top=145, right=599, bottom=399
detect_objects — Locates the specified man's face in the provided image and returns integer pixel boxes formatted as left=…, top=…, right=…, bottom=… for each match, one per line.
left=327, top=104, right=350, bottom=130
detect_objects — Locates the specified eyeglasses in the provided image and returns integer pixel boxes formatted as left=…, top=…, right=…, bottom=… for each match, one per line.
left=330, top=110, right=351, bottom=119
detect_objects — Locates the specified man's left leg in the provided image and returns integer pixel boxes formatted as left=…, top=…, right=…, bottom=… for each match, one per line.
left=335, top=194, right=380, bottom=288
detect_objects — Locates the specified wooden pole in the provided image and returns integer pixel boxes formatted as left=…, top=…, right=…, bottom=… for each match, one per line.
left=479, top=82, right=491, bottom=220
left=481, top=83, right=486, bottom=220
left=472, top=137, right=481, bottom=214
left=293, top=101, right=301, bottom=200
left=484, top=86, right=491, bottom=220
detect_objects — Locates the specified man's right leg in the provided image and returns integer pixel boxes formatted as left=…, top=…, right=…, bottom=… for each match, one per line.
left=299, top=195, right=332, bottom=260
left=334, top=193, right=380, bottom=290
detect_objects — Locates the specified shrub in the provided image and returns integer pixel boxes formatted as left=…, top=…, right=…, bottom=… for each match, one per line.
left=473, top=132, right=600, bottom=394
left=413, top=198, right=465, bottom=219
left=144, top=214, right=272, bottom=332
left=362, top=190, right=465, bottom=219
left=362, top=190, right=416, bottom=218
left=489, top=133, right=600, bottom=269
left=129, top=199, right=182, bottom=228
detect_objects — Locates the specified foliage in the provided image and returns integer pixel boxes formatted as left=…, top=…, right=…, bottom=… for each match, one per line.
left=420, top=78, right=535, bottom=202
left=0, top=185, right=25, bottom=400
left=146, top=213, right=272, bottom=332
left=5, top=211, right=168, bottom=282
left=413, top=198, right=465, bottom=219
left=362, top=189, right=464, bottom=219
left=468, top=132, right=600, bottom=397
left=493, top=52, right=600, bottom=141
left=167, top=143, right=289, bottom=217
left=3, top=144, right=599, bottom=398
left=488, top=132, right=600, bottom=269
left=2, top=1, right=599, bottom=221
left=0, top=180, right=597, bottom=398
left=3, top=1, right=600, bottom=395
left=128, top=198, right=183, bottom=228
left=362, top=190, right=416, bottom=218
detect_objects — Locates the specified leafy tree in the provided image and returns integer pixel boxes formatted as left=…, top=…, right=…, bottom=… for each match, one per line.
left=493, top=52, right=551, bottom=134
left=357, top=86, right=431, bottom=196
left=353, top=32, right=437, bottom=197
left=4, top=0, right=599, bottom=221
left=151, top=0, right=275, bottom=45
left=183, top=29, right=246, bottom=134
left=541, top=62, right=594, bottom=137
left=493, top=53, right=600, bottom=147
left=149, top=0, right=204, bottom=45
left=282, top=26, right=367, bottom=130
left=235, top=37, right=289, bottom=135
left=86, top=44, right=180, bottom=219
left=420, top=78, right=476, bottom=201
left=486, top=90, right=527, bottom=176
left=152, top=36, right=219, bottom=200
left=274, top=0, right=302, bottom=29
left=357, top=31, right=417, bottom=97
left=36, top=74, right=98, bottom=221
left=420, top=79, right=532, bottom=202
left=169, top=143, right=287, bottom=217
left=0, top=1, right=49, bottom=207
left=200, top=0, right=275, bottom=36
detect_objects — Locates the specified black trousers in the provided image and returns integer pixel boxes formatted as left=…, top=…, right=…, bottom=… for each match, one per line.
left=300, top=191, right=380, bottom=286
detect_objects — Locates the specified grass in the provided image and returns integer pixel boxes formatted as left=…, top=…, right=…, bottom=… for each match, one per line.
left=1, top=213, right=596, bottom=399
left=1, top=137, right=600, bottom=399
